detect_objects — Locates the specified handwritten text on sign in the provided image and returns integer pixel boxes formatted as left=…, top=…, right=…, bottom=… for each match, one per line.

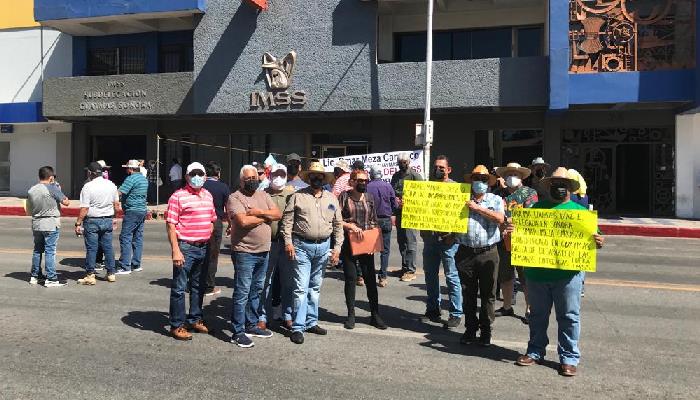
left=401, top=181, right=471, bottom=233
left=511, top=208, right=598, bottom=272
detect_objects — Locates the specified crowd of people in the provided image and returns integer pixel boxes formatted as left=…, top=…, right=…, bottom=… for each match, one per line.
left=25, top=151, right=604, bottom=377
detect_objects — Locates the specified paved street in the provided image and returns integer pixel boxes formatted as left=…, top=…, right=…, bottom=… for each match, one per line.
left=0, top=217, right=698, bottom=399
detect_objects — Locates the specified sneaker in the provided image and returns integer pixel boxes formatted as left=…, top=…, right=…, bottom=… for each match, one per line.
left=400, top=272, right=417, bottom=282
left=132, top=266, right=143, bottom=272
left=29, top=276, right=39, bottom=285
left=204, top=287, right=222, bottom=296
left=106, top=274, right=116, bottom=283
left=44, top=279, right=67, bottom=288
left=523, top=309, right=531, bottom=325
left=356, top=277, right=365, bottom=286
left=444, top=316, right=462, bottom=329
left=420, top=309, right=442, bottom=323
left=77, top=274, right=96, bottom=285
left=187, top=320, right=209, bottom=334
left=231, top=333, right=254, bottom=348
left=377, top=277, right=388, bottom=288
left=306, top=325, right=327, bottom=335
left=246, top=326, right=273, bottom=338
left=290, top=331, right=304, bottom=344
left=171, top=326, right=192, bottom=341
left=460, top=330, right=478, bottom=345
left=115, top=268, right=132, bottom=275
left=479, top=332, right=492, bottom=347
left=94, top=263, right=105, bottom=272
left=495, top=307, right=515, bottom=317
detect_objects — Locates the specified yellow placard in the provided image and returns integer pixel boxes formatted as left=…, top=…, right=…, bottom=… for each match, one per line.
left=400, top=180, right=471, bottom=233
left=511, top=208, right=598, bottom=272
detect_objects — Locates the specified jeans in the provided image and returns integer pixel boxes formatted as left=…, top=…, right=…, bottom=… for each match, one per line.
left=169, top=242, right=207, bottom=329
left=83, top=218, right=115, bottom=274
left=395, top=212, right=417, bottom=273
left=31, top=229, right=60, bottom=280
left=341, top=241, right=379, bottom=313
left=377, top=217, right=392, bottom=278
left=526, top=272, right=584, bottom=366
left=456, top=245, right=499, bottom=334
left=259, top=241, right=289, bottom=323
left=202, top=219, right=224, bottom=292
left=423, top=237, right=463, bottom=318
left=230, top=251, right=270, bottom=335
left=118, top=210, right=147, bottom=271
left=291, top=237, right=330, bottom=333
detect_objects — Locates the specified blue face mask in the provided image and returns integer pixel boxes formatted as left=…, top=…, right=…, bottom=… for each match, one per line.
left=472, top=181, right=488, bottom=194
left=190, top=175, right=205, bottom=188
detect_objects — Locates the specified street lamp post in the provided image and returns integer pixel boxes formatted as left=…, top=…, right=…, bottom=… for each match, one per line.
left=423, top=0, right=434, bottom=178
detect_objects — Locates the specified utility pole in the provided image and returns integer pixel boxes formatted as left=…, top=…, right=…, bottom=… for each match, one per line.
left=421, top=0, right=434, bottom=178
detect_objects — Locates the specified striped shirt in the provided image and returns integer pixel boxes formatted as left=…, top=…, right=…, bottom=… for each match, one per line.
left=166, top=186, right=217, bottom=242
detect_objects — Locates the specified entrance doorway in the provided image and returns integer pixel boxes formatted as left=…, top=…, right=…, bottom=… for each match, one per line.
left=616, top=144, right=651, bottom=215
left=92, top=135, right=147, bottom=186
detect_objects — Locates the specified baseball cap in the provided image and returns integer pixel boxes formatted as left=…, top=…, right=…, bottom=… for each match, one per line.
left=186, top=162, right=206, bottom=174
left=271, top=163, right=287, bottom=173
left=85, top=162, right=103, bottom=173
left=287, top=153, right=302, bottom=163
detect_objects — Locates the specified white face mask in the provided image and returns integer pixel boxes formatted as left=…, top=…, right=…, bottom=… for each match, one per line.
left=270, top=176, right=287, bottom=190
left=505, top=176, right=521, bottom=189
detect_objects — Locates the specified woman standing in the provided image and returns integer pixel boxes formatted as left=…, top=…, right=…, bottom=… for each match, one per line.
left=338, top=170, right=387, bottom=330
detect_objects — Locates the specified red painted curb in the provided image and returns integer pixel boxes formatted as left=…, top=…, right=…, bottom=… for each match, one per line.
left=599, top=224, right=700, bottom=239
left=0, top=207, right=153, bottom=220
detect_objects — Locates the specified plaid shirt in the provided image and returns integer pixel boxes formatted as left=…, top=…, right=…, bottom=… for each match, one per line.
left=458, top=192, right=504, bottom=248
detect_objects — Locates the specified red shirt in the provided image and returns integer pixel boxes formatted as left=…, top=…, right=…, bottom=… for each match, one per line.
left=332, top=173, right=351, bottom=197
left=166, top=185, right=217, bottom=242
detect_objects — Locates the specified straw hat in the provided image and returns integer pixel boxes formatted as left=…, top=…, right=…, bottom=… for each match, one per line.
left=567, top=169, right=587, bottom=196
left=121, top=159, right=141, bottom=169
left=495, top=162, right=531, bottom=179
left=540, top=167, right=580, bottom=192
left=299, top=161, right=335, bottom=184
left=334, top=159, right=351, bottom=173
left=464, top=164, right=497, bottom=186
left=96, top=160, right=111, bottom=169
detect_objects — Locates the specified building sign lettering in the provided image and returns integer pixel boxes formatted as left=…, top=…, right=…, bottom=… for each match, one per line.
left=250, top=51, right=307, bottom=110
left=79, top=81, right=153, bottom=111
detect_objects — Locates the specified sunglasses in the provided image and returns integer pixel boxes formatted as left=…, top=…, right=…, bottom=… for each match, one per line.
left=354, top=179, right=369, bottom=184
left=258, top=171, right=265, bottom=176
left=188, top=171, right=205, bottom=177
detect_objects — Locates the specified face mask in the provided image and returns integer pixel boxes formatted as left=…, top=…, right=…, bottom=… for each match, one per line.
left=244, top=179, right=260, bottom=192
left=310, top=177, right=324, bottom=189
left=433, top=168, right=445, bottom=181
left=505, top=176, right=521, bottom=189
left=190, top=175, right=205, bottom=188
left=535, top=169, right=545, bottom=179
left=472, top=181, right=488, bottom=194
left=271, top=176, right=287, bottom=190
left=398, top=163, right=408, bottom=172
left=550, top=185, right=568, bottom=201
left=287, top=164, right=300, bottom=176
left=355, top=183, right=367, bottom=193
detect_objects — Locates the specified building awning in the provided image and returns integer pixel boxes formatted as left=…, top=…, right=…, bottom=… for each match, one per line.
left=0, top=102, right=45, bottom=124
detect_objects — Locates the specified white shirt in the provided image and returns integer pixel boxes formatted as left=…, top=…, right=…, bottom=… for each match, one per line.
left=80, top=177, right=119, bottom=217
left=140, top=166, right=148, bottom=177
left=169, top=164, right=182, bottom=181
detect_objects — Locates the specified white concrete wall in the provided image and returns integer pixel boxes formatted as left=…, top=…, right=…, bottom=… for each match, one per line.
left=676, top=113, right=700, bottom=218
left=0, top=27, right=72, bottom=103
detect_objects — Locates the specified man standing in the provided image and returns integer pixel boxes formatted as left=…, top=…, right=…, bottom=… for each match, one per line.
left=165, top=162, right=217, bottom=341
left=420, top=156, right=463, bottom=328
left=27, top=166, right=70, bottom=287
left=146, top=160, right=159, bottom=205
left=227, top=165, right=281, bottom=348
left=366, top=167, right=396, bottom=288
left=116, top=160, right=149, bottom=275
left=331, top=159, right=351, bottom=197
left=391, top=152, right=423, bottom=282
left=515, top=167, right=605, bottom=377
left=493, top=162, right=538, bottom=318
left=528, top=157, right=550, bottom=199
left=282, top=161, right=343, bottom=344
left=285, top=153, right=308, bottom=191
left=261, top=164, right=295, bottom=328
left=75, top=162, right=121, bottom=285
left=202, top=161, right=231, bottom=297
left=456, top=165, right=505, bottom=346
left=169, top=158, right=183, bottom=192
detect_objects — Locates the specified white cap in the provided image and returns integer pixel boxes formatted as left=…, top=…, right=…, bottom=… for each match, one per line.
left=186, top=162, right=206, bottom=174
left=271, top=163, right=287, bottom=173
left=121, top=159, right=140, bottom=168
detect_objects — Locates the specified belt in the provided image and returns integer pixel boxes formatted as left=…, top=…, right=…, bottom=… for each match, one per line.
left=466, top=243, right=496, bottom=254
left=178, top=239, right=208, bottom=248
left=377, top=215, right=392, bottom=219
left=293, top=234, right=329, bottom=244
left=86, top=215, right=114, bottom=219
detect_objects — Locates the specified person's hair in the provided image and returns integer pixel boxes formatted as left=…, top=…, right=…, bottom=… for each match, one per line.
left=398, top=152, right=411, bottom=162
left=38, top=166, right=55, bottom=180
left=129, top=167, right=140, bottom=173
left=350, top=170, right=369, bottom=180
left=172, top=158, right=179, bottom=164
left=239, top=165, right=257, bottom=180
left=435, top=155, right=449, bottom=165
left=205, top=161, right=221, bottom=177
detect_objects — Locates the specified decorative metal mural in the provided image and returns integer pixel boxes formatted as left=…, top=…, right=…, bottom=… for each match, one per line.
left=561, top=128, right=675, bottom=216
left=569, top=0, right=696, bottom=73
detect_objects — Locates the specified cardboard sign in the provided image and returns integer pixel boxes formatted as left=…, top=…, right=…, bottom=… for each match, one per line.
left=400, top=181, right=471, bottom=233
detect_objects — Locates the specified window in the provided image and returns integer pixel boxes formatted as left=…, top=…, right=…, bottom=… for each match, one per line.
left=394, top=25, right=543, bottom=62
left=87, top=47, right=145, bottom=76
left=159, top=44, right=194, bottom=73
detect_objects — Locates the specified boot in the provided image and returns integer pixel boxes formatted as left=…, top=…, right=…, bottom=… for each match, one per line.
left=344, top=310, right=355, bottom=330
left=370, top=312, right=387, bottom=330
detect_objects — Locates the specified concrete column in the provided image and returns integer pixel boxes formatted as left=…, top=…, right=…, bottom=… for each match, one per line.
left=543, top=111, right=562, bottom=166
left=675, top=112, right=700, bottom=218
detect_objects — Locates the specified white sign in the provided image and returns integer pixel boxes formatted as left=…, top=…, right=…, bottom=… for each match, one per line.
left=320, top=150, right=424, bottom=182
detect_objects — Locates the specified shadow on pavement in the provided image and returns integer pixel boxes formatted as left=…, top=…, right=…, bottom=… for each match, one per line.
left=121, top=311, right=171, bottom=337
left=5, top=269, right=87, bottom=283
left=202, top=295, right=233, bottom=343
left=321, top=299, right=443, bottom=335
left=149, top=278, right=172, bottom=288
left=59, top=257, right=84, bottom=268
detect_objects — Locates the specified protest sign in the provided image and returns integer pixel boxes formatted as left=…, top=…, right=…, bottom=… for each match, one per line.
left=320, top=150, right=424, bottom=182
left=400, top=181, right=471, bottom=233
left=511, top=208, right=598, bottom=272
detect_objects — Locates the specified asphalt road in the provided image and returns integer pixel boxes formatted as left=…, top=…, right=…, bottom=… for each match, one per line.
left=0, top=217, right=698, bottom=399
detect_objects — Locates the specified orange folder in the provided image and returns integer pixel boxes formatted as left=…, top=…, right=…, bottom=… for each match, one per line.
left=349, top=227, right=383, bottom=256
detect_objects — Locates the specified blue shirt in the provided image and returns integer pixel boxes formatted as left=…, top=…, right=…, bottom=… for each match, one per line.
left=119, top=173, right=148, bottom=212
left=203, top=178, right=231, bottom=220
left=458, top=192, right=504, bottom=248
left=286, top=177, right=309, bottom=191
left=367, top=179, right=397, bottom=218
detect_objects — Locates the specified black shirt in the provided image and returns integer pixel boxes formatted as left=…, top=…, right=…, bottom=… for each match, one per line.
left=203, top=178, right=231, bottom=220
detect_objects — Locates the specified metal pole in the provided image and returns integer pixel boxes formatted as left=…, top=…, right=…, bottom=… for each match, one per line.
left=423, top=0, right=434, bottom=178
left=156, top=134, right=160, bottom=210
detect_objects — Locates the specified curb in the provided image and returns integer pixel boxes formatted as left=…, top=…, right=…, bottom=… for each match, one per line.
left=0, top=207, right=159, bottom=220
left=599, top=224, right=700, bottom=239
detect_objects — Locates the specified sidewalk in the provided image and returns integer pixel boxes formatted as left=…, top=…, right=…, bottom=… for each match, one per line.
left=2, top=197, right=699, bottom=238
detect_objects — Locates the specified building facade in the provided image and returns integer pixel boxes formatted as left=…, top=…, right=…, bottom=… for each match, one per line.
left=32, top=0, right=700, bottom=218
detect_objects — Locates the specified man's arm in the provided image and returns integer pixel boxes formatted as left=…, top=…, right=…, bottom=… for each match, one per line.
left=468, top=199, right=505, bottom=225
left=75, top=207, right=89, bottom=235
left=166, top=222, right=184, bottom=267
